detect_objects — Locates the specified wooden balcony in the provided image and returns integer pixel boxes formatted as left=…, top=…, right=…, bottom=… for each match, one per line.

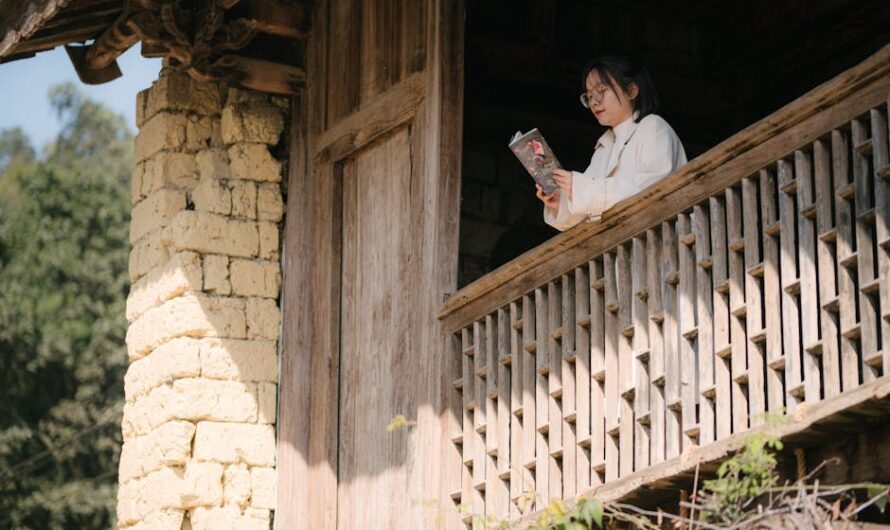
left=438, top=44, right=890, bottom=523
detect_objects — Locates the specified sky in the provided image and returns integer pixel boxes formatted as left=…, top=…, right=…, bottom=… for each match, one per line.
left=0, top=46, right=162, bottom=150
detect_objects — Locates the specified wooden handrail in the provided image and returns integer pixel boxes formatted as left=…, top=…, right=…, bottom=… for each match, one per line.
left=438, top=43, right=890, bottom=333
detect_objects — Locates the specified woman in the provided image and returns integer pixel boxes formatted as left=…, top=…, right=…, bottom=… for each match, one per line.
left=537, top=56, right=687, bottom=230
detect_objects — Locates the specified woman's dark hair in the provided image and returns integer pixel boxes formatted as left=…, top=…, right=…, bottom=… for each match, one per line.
left=582, top=55, right=659, bottom=122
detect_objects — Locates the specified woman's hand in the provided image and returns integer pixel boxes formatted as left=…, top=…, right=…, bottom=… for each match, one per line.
left=552, top=169, right=573, bottom=200
left=535, top=184, right=560, bottom=209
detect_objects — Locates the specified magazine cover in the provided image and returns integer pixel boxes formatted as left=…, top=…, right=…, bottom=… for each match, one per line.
left=509, top=128, right=562, bottom=194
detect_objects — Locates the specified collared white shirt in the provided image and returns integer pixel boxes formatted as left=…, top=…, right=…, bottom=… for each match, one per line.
left=544, top=113, right=687, bottom=231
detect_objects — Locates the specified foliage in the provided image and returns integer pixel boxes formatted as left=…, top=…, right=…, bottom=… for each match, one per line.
left=697, top=433, right=783, bottom=524
left=0, top=83, right=132, bottom=529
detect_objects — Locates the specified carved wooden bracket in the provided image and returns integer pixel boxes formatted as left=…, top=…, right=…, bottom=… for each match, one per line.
left=67, top=0, right=306, bottom=94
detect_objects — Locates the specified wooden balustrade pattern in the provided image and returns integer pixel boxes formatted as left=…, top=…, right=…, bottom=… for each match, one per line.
left=442, top=94, right=890, bottom=525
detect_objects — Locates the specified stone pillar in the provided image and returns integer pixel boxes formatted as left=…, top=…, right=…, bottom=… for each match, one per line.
left=117, top=69, right=287, bottom=530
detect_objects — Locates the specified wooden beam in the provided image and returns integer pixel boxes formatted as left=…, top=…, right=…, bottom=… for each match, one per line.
left=246, top=0, right=310, bottom=39
left=314, top=71, right=426, bottom=162
left=9, top=21, right=108, bottom=54
left=438, top=43, right=890, bottom=332
left=196, top=55, right=306, bottom=96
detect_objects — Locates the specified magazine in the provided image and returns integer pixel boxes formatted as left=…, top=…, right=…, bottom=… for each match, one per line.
left=509, top=128, right=562, bottom=194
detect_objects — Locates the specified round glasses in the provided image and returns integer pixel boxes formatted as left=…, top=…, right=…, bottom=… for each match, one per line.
left=579, top=85, right=609, bottom=108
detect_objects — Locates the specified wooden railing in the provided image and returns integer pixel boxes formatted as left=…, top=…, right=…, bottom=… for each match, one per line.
left=439, top=45, right=890, bottom=525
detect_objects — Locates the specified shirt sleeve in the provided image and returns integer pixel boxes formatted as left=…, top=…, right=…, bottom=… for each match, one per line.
left=543, top=181, right=589, bottom=231
left=600, top=118, right=687, bottom=213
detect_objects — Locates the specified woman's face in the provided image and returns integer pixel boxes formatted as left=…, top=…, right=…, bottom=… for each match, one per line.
left=585, top=71, right=637, bottom=128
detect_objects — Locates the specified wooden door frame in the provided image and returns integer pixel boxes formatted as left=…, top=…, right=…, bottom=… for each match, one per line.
left=276, top=0, right=465, bottom=528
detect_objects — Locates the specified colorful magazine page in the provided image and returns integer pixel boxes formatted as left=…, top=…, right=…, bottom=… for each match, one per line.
left=509, top=128, right=562, bottom=194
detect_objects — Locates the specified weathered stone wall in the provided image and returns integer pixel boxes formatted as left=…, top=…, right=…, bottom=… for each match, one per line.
left=118, top=69, right=287, bottom=530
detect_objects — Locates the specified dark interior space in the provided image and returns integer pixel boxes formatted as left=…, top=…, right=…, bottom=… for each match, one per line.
left=457, top=0, right=890, bottom=287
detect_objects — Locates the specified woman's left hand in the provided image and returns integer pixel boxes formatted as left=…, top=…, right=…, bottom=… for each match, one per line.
left=552, top=169, right=573, bottom=200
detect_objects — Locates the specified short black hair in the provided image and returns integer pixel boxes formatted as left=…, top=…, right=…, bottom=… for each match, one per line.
left=582, top=55, right=659, bottom=122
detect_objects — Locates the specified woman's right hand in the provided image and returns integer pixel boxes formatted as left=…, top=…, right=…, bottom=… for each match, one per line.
left=535, top=184, right=560, bottom=209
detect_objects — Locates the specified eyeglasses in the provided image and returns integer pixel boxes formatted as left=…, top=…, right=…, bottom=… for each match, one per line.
left=579, top=84, right=609, bottom=108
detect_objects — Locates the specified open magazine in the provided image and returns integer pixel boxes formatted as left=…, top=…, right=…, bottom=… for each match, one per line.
left=509, top=128, right=562, bottom=194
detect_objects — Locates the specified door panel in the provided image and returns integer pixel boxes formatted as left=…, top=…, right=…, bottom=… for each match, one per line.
left=338, top=129, right=414, bottom=530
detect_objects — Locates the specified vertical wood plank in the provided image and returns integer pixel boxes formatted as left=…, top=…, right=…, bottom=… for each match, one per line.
left=546, top=281, right=563, bottom=501
left=632, top=237, right=651, bottom=470
left=873, top=105, right=890, bottom=374
left=709, top=195, right=733, bottom=439
left=660, top=222, right=681, bottom=458
left=726, top=185, right=750, bottom=431
left=694, top=204, right=716, bottom=444
left=616, top=245, right=635, bottom=476
left=815, top=139, right=842, bottom=398
left=742, top=176, right=766, bottom=426
left=574, top=266, right=592, bottom=490
left=520, top=294, right=537, bottom=508
left=677, top=213, right=699, bottom=447
left=646, top=229, right=667, bottom=464
left=796, top=149, right=823, bottom=402
left=853, top=117, right=881, bottom=378
left=603, top=252, right=621, bottom=479
left=508, top=302, right=525, bottom=517
left=778, top=158, right=804, bottom=410
left=472, top=321, right=487, bottom=511
left=560, top=274, right=577, bottom=499
left=759, top=168, right=785, bottom=413
left=589, top=259, right=606, bottom=485
left=534, top=287, right=550, bottom=508
left=832, top=128, right=861, bottom=391
left=494, top=310, right=511, bottom=517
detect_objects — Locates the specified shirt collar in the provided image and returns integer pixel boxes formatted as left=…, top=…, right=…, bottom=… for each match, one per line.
left=596, top=112, right=640, bottom=149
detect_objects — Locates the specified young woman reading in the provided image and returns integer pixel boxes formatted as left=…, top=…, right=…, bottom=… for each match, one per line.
left=537, top=56, right=687, bottom=230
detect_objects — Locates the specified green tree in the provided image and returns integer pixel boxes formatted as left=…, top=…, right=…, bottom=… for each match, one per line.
left=0, top=83, right=132, bottom=529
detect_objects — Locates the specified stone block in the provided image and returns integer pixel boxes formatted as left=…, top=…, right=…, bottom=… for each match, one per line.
left=121, top=509, right=184, bottom=530
left=257, top=383, right=277, bottom=424
left=168, top=378, right=258, bottom=422
left=126, top=293, right=247, bottom=360
left=198, top=338, right=278, bottom=382
left=220, top=100, right=284, bottom=145
left=231, top=180, right=257, bottom=219
left=135, top=112, right=188, bottom=163
left=129, top=228, right=170, bottom=283
left=122, top=384, right=172, bottom=438
left=230, top=259, right=280, bottom=298
left=250, top=467, right=276, bottom=510
left=228, top=144, right=281, bottom=182
left=186, top=114, right=213, bottom=150
left=141, top=152, right=199, bottom=198
left=245, top=298, right=280, bottom=340
left=170, top=211, right=259, bottom=258
left=193, top=422, right=276, bottom=466
left=127, top=251, right=203, bottom=321
left=143, top=71, right=223, bottom=121
left=181, top=461, right=224, bottom=508
left=196, top=148, right=230, bottom=180
left=257, top=222, right=279, bottom=261
left=131, top=189, right=188, bottom=243
left=119, top=421, right=196, bottom=481
left=223, top=463, right=251, bottom=508
left=203, top=254, right=231, bottom=295
left=192, top=178, right=232, bottom=216
left=256, top=184, right=283, bottom=222
left=124, top=337, right=202, bottom=400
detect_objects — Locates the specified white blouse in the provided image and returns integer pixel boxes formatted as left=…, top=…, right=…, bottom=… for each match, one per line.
left=544, top=113, right=687, bottom=231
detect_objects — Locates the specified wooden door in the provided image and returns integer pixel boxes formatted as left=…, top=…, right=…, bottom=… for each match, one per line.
left=277, top=0, right=464, bottom=529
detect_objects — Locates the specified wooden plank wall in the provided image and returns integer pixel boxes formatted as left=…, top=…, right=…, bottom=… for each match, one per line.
left=445, top=98, right=890, bottom=526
